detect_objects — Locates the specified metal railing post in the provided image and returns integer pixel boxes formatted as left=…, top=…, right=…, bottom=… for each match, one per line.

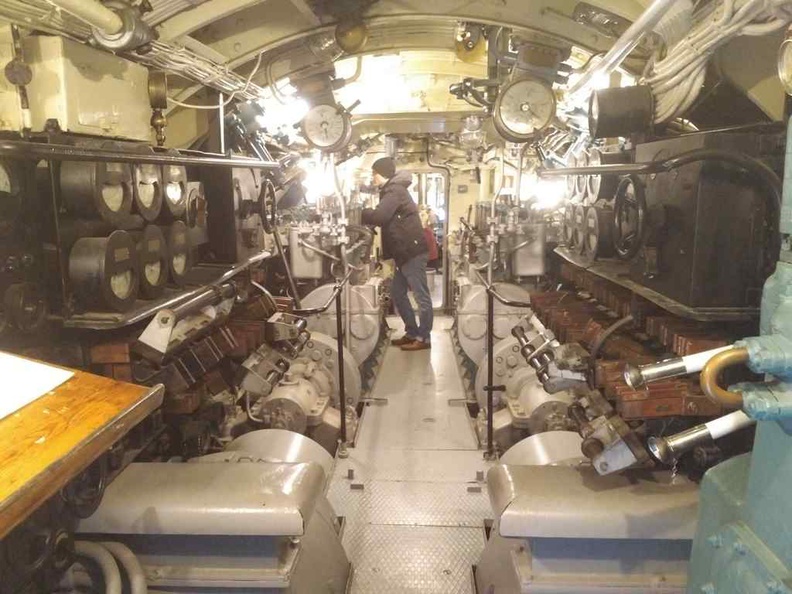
left=335, top=283, right=349, bottom=459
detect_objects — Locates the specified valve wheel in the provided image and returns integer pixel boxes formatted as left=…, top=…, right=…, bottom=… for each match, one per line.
left=572, top=204, right=587, bottom=254
left=562, top=203, right=576, bottom=247
left=583, top=204, right=615, bottom=259
left=612, top=175, right=647, bottom=260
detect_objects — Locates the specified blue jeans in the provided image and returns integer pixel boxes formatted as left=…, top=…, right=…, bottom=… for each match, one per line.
left=392, top=253, right=433, bottom=342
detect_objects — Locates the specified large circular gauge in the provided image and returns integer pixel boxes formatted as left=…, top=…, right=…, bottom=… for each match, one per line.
left=493, top=78, right=556, bottom=143
left=301, top=104, right=353, bottom=152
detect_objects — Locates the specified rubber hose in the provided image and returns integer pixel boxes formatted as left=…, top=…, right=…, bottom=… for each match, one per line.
left=100, top=541, right=148, bottom=594
left=74, top=541, right=122, bottom=594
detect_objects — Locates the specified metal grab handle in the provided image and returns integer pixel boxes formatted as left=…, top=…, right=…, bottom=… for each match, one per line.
left=292, top=269, right=354, bottom=316
left=624, top=345, right=735, bottom=389
left=700, top=347, right=749, bottom=408
left=648, top=410, right=755, bottom=465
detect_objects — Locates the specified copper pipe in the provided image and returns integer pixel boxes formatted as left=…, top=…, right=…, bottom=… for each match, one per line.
left=700, top=347, right=749, bottom=408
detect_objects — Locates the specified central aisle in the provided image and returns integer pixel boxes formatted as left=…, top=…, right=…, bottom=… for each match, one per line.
left=328, top=316, right=492, bottom=594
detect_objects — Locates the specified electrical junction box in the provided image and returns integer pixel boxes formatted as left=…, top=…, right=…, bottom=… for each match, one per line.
left=14, top=35, right=152, bottom=140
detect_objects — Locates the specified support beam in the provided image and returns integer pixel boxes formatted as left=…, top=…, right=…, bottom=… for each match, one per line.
left=156, top=0, right=264, bottom=40
left=177, top=34, right=228, bottom=64
left=288, top=0, right=322, bottom=27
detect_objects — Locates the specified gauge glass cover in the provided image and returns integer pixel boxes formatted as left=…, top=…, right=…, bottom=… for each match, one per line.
left=497, top=79, right=555, bottom=137
left=302, top=104, right=350, bottom=150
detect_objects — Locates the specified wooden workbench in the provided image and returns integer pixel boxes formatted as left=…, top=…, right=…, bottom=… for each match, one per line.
left=0, top=367, right=163, bottom=539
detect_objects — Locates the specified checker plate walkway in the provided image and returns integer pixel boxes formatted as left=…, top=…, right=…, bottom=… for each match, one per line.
left=329, top=316, right=492, bottom=593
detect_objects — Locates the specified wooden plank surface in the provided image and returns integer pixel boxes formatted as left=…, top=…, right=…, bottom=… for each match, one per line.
left=0, top=368, right=163, bottom=539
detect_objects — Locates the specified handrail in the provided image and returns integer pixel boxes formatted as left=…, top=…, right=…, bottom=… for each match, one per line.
left=538, top=149, right=782, bottom=214
left=471, top=268, right=533, bottom=308
left=292, top=269, right=354, bottom=316
left=63, top=250, right=272, bottom=329
left=0, top=140, right=279, bottom=169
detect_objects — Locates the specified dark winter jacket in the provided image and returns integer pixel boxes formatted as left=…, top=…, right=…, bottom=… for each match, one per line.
left=361, top=170, right=427, bottom=267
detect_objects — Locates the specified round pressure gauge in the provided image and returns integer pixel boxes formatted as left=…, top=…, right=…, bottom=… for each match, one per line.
left=301, top=104, right=352, bottom=152
left=493, top=78, right=556, bottom=143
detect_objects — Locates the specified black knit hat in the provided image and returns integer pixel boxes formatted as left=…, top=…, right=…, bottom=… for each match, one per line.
left=372, top=157, right=396, bottom=179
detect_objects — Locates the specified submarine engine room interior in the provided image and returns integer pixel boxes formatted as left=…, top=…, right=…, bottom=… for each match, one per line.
left=4, top=0, right=792, bottom=592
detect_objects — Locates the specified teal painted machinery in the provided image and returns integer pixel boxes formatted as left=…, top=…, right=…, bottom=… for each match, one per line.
left=687, top=119, right=792, bottom=594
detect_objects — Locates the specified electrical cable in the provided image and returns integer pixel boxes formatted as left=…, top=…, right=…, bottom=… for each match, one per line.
left=589, top=315, right=635, bottom=362
left=167, top=51, right=264, bottom=110
left=644, top=0, right=792, bottom=122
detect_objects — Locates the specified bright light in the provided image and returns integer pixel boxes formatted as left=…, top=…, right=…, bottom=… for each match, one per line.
left=300, top=156, right=335, bottom=205
left=530, top=178, right=567, bottom=211
left=264, top=98, right=309, bottom=129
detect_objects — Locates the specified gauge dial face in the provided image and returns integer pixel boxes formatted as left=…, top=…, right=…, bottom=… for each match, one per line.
left=495, top=78, right=556, bottom=142
left=144, top=261, right=162, bottom=286
left=172, top=253, right=187, bottom=276
left=0, top=163, right=11, bottom=195
left=779, top=38, right=792, bottom=94
left=301, top=104, right=351, bottom=151
left=166, top=181, right=184, bottom=205
left=110, top=270, right=133, bottom=300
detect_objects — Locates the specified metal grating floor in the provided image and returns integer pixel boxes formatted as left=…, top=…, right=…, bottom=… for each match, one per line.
left=330, top=316, right=492, bottom=594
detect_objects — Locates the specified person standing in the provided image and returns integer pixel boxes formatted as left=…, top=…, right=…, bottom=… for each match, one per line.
left=362, top=157, right=433, bottom=351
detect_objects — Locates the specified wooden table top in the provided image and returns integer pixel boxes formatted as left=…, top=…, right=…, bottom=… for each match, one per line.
left=0, top=367, right=163, bottom=539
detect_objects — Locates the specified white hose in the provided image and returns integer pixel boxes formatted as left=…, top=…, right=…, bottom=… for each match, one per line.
left=100, top=542, right=148, bottom=594
left=706, top=410, right=754, bottom=440
left=74, top=541, right=122, bottom=594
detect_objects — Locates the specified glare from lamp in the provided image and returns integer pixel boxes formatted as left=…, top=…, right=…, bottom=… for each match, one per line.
left=301, top=157, right=335, bottom=205
left=531, top=179, right=567, bottom=211
left=260, top=98, right=309, bottom=130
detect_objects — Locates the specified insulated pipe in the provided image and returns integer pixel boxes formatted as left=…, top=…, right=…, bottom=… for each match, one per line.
left=74, top=541, right=122, bottom=594
left=49, top=0, right=124, bottom=34
left=624, top=345, right=735, bottom=389
left=99, top=542, right=147, bottom=594
left=568, top=0, right=680, bottom=95
left=700, top=347, right=749, bottom=408
left=647, top=410, right=755, bottom=464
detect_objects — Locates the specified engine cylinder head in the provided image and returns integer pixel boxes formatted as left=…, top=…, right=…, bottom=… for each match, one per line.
left=162, top=220, right=192, bottom=285
left=68, top=230, right=139, bottom=312
left=133, top=225, right=168, bottom=299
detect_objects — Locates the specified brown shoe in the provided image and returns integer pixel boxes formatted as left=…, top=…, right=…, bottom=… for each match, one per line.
left=391, top=335, right=416, bottom=346
left=401, top=340, right=431, bottom=351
